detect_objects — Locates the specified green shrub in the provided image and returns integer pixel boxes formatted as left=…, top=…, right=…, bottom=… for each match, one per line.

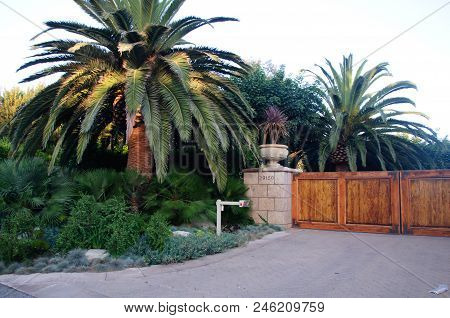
left=56, top=196, right=141, bottom=255
left=0, top=234, right=49, bottom=264
left=0, top=210, right=49, bottom=263
left=1, top=210, right=36, bottom=236
left=145, top=213, right=172, bottom=251
left=105, top=203, right=141, bottom=256
left=56, top=196, right=106, bottom=251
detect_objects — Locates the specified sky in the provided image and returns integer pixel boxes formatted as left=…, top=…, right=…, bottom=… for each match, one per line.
left=0, top=0, right=449, bottom=136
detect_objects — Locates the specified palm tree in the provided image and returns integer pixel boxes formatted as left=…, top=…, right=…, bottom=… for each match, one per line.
left=308, top=54, right=437, bottom=172
left=10, top=0, right=256, bottom=190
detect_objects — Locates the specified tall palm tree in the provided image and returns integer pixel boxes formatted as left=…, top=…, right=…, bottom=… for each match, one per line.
left=309, top=54, right=437, bottom=172
left=9, top=0, right=256, bottom=190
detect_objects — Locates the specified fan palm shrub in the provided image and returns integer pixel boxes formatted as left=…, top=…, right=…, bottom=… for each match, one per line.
left=143, top=169, right=250, bottom=225
left=143, top=169, right=216, bottom=224
left=309, top=54, right=437, bottom=171
left=73, top=168, right=148, bottom=211
left=10, top=0, right=256, bottom=190
left=0, top=158, right=73, bottom=226
left=216, top=177, right=252, bottom=225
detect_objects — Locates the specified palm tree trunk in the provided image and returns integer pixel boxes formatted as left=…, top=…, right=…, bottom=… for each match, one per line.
left=330, top=142, right=349, bottom=172
left=335, top=162, right=349, bottom=172
left=127, top=115, right=153, bottom=178
left=127, top=115, right=152, bottom=212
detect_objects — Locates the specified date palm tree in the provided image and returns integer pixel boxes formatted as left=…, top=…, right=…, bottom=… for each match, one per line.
left=309, top=54, right=437, bottom=172
left=10, top=0, right=256, bottom=190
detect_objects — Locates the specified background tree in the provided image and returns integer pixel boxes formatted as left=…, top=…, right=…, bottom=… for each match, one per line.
left=309, top=54, right=438, bottom=172
left=9, top=0, right=257, bottom=190
left=233, top=62, right=325, bottom=170
left=420, top=137, right=450, bottom=169
left=0, top=86, right=43, bottom=133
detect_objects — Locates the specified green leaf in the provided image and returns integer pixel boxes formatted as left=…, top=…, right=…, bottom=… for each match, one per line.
left=125, top=68, right=147, bottom=113
left=81, top=72, right=125, bottom=134
left=157, top=71, right=192, bottom=140
left=346, top=145, right=358, bottom=172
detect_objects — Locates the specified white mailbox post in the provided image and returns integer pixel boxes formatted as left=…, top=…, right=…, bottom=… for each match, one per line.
left=216, top=200, right=250, bottom=236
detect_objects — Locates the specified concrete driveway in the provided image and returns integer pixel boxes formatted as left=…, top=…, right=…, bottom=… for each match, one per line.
left=0, top=229, right=449, bottom=298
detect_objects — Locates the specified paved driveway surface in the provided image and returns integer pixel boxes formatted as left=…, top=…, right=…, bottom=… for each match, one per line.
left=0, top=284, right=32, bottom=298
left=0, top=230, right=449, bottom=298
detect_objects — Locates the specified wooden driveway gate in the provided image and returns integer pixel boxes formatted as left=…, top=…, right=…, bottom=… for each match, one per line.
left=292, top=170, right=450, bottom=236
left=400, top=170, right=450, bottom=236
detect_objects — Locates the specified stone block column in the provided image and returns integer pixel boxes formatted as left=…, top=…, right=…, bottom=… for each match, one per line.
left=243, top=167, right=299, bottom=228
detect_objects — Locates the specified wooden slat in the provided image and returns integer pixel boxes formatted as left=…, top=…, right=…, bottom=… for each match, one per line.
left=297, top=222, right=394, bottom=234
left=408, top=228, right=450, bottom=237
left=291, top=178, right=298, bottom=224
left=338, top=177, right=346, bottom=225
left=390, top=172, right=401, bottom=234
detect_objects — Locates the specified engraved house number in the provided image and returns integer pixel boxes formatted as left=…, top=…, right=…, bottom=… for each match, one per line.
left=259, top=175, right=274, bottom=181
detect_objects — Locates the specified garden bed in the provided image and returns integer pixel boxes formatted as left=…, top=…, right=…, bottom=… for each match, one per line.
left=0, top=225, right=282, bottom=275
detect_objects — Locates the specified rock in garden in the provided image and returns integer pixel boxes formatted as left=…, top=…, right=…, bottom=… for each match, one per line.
left=172, top=231, right=192, bottom=237
left=85, top=249, right=110, bottom=262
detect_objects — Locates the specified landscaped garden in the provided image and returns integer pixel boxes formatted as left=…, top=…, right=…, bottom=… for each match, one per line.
left=0, top=0, right=449, bottom=275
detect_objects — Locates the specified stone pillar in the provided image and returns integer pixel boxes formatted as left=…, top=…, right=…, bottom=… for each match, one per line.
left=243, top=167, right=299, bottom=228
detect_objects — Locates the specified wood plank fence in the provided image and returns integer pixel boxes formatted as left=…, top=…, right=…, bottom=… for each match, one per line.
left=292, top=170, right=450, bottom=237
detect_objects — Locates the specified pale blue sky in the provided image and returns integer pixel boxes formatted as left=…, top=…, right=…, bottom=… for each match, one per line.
left=0, top=0, right=449, bottom=136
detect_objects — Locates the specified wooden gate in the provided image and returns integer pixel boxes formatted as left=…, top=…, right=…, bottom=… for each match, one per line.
left=400, top=170, right=450, bottom=236
left=292, top=171, right=400, bottom=234
left=292, top=170, right=450, bottom=236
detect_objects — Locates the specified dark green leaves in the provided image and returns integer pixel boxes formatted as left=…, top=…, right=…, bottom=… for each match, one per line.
left=125, top=68, right=147, bottom=113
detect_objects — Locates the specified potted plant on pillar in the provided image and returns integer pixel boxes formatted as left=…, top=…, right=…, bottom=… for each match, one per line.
left=259, top=106, right=289, bottom=168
